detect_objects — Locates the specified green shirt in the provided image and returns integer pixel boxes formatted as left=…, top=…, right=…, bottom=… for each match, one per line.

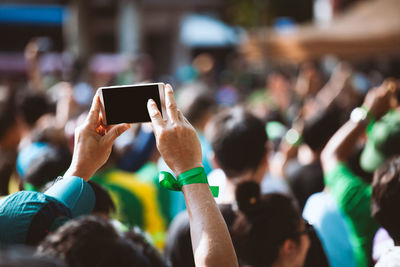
left=325, top=163, right=378, bottom=267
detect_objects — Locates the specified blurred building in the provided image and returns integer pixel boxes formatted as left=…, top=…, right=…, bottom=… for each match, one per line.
left=0, top=0, right=240, bottom=80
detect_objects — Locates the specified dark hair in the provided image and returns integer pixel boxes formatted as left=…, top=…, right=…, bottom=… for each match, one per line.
left=177, top=83, right=216, bottom=125
left=16, top=89, right=52, bottom=127
left=302, top=105, right=342, bottom=152
left=0, top=245, right=66, bottom=267
left=37, top=216, right=151, bottom=267
left=24, top=146, right=71, bottom=191
left=371, top=156, right=400, bottom=244
left=0, top=86, right=17, bottom=140
left=124, top=229, right=170, bottom=267
left=87, top=181, right=116, bottom=216
left=206, top=107, right=268, bottom=177
left=232, top=181, right=302, bottom=267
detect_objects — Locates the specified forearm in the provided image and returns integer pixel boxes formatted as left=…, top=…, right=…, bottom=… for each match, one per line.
left=182, top=183, right=238, bottom=267
left=321, top=120, right=366, bottom=172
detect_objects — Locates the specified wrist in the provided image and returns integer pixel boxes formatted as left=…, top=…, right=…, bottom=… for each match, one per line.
left=350, top=106, right=375, bottom=125
left=64, top=163, right=94, bottom=181
left=173, top=163, right=203, bottom=177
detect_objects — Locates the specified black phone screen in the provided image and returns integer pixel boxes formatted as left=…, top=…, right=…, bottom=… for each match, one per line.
left=102, top=84, right=162, bottom=124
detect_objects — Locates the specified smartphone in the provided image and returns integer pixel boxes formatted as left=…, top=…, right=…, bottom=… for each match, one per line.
left=98, top=83, right=165, bottom=125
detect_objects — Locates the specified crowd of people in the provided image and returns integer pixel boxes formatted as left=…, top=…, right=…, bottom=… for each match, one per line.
left=0, top=37, right=400, bottom=267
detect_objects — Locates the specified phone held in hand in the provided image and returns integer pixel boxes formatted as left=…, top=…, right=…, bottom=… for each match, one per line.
left=98, top=82, right=166, bottom=125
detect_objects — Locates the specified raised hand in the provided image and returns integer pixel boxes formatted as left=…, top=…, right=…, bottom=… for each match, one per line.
left=363, top=80, right=397, bottom=120
left=64, top=93, right=130, bottom=181
left=147, top=84, right=203, bottom=177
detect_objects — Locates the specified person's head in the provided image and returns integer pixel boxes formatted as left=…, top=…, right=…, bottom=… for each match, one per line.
left=16, top=89, right=52, bottom=128
left=20, top=144, right=71, bottom=191
left=205, top=106, right=268, bottom=179
left=87, top=181, right=115, bottom=218
left=177, top=83, right=216, bottom=130
left=124, top=229, right=169, bottom=267
left=371, top=156, right=400, bottom=245
left=232, top=182, right=311, bottom=267
left=37, top=216, right=152, bottom=267
left=0, top=245, right=66, bottom=267
left=302, top=105, right=342, bottom=153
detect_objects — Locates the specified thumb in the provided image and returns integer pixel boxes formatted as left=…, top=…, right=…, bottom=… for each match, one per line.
left=104, top=123, right=131, bottom=145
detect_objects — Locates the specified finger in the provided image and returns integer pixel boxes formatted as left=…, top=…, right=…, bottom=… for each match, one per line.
left=165, top=84, right=179, bottom=122
left=147, top=99, right=166, bottom=136
left=177, top=109, right=184, bottom=121
left=104, top=123, right=131, bottom=145
left=87, top=92, right=101, bottom=125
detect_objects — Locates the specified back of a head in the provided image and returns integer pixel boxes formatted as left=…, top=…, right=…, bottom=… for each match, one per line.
left=88, top=181, right=116, bottom=216
left=302, top=105, right=342, bottom=152
left=24, top=146, right=71, bottom=191
left=38, top=216, right=151, bottom=267
left=232, top=181, right=301, bottom=267
left=0, top=246, right=66, bottom=267
left=16, top=89, right=52, bottom=127
left=177, top=83, right=215, bottom=125
left=124, top=229, right=169, bottom=267
left=206, top=107, right=268, bottom=177
left=372, top=156, right=400, bottom=244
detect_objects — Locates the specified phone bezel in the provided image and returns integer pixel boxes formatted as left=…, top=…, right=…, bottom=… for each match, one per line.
left=98, top=82, right=166, bottom=125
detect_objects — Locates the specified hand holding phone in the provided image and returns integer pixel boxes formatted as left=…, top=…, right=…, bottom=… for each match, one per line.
left=98, top=83, right=166, bottom=125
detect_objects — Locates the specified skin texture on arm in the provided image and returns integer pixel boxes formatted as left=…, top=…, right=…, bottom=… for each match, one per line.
left=64, top=93, right=131, bottom=181
left=321, top=81, right=397, bottom=172
left=147, top=84, right=238, bottom=267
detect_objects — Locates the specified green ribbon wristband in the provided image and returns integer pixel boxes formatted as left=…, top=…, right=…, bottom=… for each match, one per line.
left=159, top=167, right=219, bottom=197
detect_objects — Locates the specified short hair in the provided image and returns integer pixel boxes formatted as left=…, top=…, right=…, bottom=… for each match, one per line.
left=0, top=246, right=66, bottom=267
left=371, top=156, right=400, bottom=243
left=302, top=105, right=342, bottom=152
left=24, top=146, right=71, bottom=191
left=16, top=89, right=52, bottom=127
left=206, top=106, right=267, bottom=177
left=37, top=216, right=151, bottom=267
left=87, top=181, right=115, bottom=216
left=124, top=229, right=169, bottom=267
left=232, top=181, right=302, bottom=266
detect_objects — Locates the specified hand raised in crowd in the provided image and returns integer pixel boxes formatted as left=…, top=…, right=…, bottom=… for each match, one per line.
left=147, top=84, right=203, bottom=177
left=64, top=93, right=131, bottom=181
left=148, top=84, right=238, bottom=267
left=363, top=80, right=397, bottom=119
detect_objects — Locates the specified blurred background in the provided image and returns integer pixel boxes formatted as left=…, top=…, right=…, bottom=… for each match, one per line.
left=0, top=0, right=398, bottom=93
left=0, top=1, right=400, bottom=263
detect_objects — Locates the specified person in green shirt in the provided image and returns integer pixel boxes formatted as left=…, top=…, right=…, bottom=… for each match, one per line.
left=321, top=80, right=398, bottom=266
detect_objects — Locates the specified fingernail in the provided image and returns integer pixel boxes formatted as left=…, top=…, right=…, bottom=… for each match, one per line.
left=147, top=99, right=158, bottom=116
left=166, top=84, right=173, bottom=92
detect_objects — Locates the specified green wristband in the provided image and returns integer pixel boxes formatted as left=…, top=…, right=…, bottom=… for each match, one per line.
left=159, top=167, right=219, bottom=197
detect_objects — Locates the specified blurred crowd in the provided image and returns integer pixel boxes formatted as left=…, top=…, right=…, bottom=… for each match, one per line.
left=0, top=37, right=400, bottom=267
